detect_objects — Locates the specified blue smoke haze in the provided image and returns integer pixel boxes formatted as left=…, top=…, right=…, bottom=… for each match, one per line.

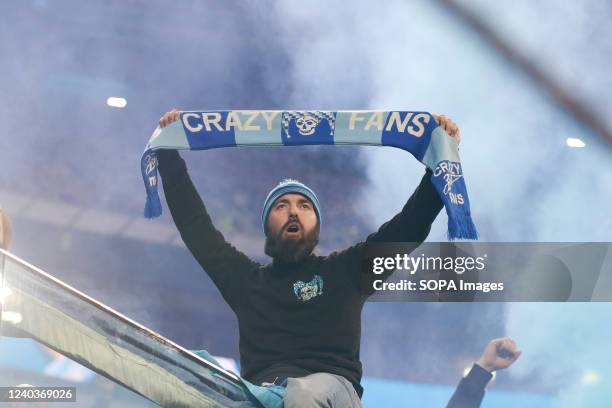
left=1, top=0, right=611, bottom=405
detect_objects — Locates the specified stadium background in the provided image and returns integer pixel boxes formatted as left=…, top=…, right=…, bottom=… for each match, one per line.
left=1, top=1, right=611, bottom=406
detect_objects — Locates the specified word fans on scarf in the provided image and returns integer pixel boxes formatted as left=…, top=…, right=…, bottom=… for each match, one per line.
left=141, top=110, right=478, bottom=240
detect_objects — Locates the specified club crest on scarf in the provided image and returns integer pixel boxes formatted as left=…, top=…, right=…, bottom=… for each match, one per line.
left=281, top=111, right=336, bottom=145
left=144, top=154, right=158, bottom=187
left=434, top=160, right=465, bottom=205
left=293, top=275, right=324, bottom=302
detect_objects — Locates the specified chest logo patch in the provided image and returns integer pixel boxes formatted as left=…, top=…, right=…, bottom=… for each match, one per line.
left=293, top=275, right=324, bottom=302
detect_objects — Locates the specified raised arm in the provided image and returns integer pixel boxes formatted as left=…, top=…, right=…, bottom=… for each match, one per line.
left=446, top=338, right=521, bottom=408
left=327, top=114, right=459, bottom=293
left=363, top=113, right=458, bottom=244
left=328, top=168, right=444, bottom=294
left=156, top=110, right=259, bottom=307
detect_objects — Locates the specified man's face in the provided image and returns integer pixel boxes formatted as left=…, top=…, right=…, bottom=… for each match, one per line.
left=264, top=193, right=319, bottom=264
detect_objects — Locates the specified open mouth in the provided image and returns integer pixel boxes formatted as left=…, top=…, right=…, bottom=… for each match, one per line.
left=285, top=223, right=301, bottom=234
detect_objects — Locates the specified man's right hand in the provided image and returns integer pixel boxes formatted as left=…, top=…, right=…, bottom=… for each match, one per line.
left=476, top=337, right=521, bottom=373
left=159, top=109, right=181, bottom=128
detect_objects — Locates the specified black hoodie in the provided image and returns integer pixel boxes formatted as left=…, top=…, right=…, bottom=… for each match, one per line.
left=157, top=149, right=443, bottom=398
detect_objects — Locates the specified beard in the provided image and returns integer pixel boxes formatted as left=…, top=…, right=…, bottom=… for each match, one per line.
left=264, top=222, right=319, bottom=265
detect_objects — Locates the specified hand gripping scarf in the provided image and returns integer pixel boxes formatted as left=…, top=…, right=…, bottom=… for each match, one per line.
left=141, top=111, right=478, bottom=240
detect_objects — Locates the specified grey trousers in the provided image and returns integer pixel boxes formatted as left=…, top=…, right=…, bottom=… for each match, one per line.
left=283, top=373, right=362, bottom=408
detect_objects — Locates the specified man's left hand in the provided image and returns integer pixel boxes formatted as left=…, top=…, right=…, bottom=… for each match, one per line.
left=433, top=114, right=461, bottom=146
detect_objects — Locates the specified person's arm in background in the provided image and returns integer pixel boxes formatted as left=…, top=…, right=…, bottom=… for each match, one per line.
left=0, top=207, right=13, bottom=250
left=156, top=110, right=260, bottom=308
left=446, top=338, right=522, bottom=408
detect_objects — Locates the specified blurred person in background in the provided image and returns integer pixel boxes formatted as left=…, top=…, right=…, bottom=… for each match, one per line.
left=0, top=207, right=12, bottom=250
left=157, top=109, right=460, bottom=407
left=447, top=337, right=522, bottom=408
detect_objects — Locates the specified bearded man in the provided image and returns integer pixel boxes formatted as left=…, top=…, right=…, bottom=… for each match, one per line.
left=157, top=109, right=460, bottom=407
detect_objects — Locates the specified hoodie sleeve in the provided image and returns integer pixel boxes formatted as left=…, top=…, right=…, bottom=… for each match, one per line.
left=157, top=149, right=260, bottom=309
left=446, top=363, right=493, bottom=408
left=326, top=169, right=443, bottom=295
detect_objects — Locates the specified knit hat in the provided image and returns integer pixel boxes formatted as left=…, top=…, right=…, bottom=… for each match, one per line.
left=262, top=179, right=321, bottom=234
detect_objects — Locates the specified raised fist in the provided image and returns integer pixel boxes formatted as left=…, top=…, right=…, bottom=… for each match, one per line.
left=476, top=337, right=521, bottom=373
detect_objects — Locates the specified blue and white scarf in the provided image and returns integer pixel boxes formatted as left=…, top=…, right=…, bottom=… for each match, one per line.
left=141, top=111, right=478, bottom=240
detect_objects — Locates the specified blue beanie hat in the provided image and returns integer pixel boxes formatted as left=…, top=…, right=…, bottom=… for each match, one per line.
left=262, top=179, right=321, bottom=234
